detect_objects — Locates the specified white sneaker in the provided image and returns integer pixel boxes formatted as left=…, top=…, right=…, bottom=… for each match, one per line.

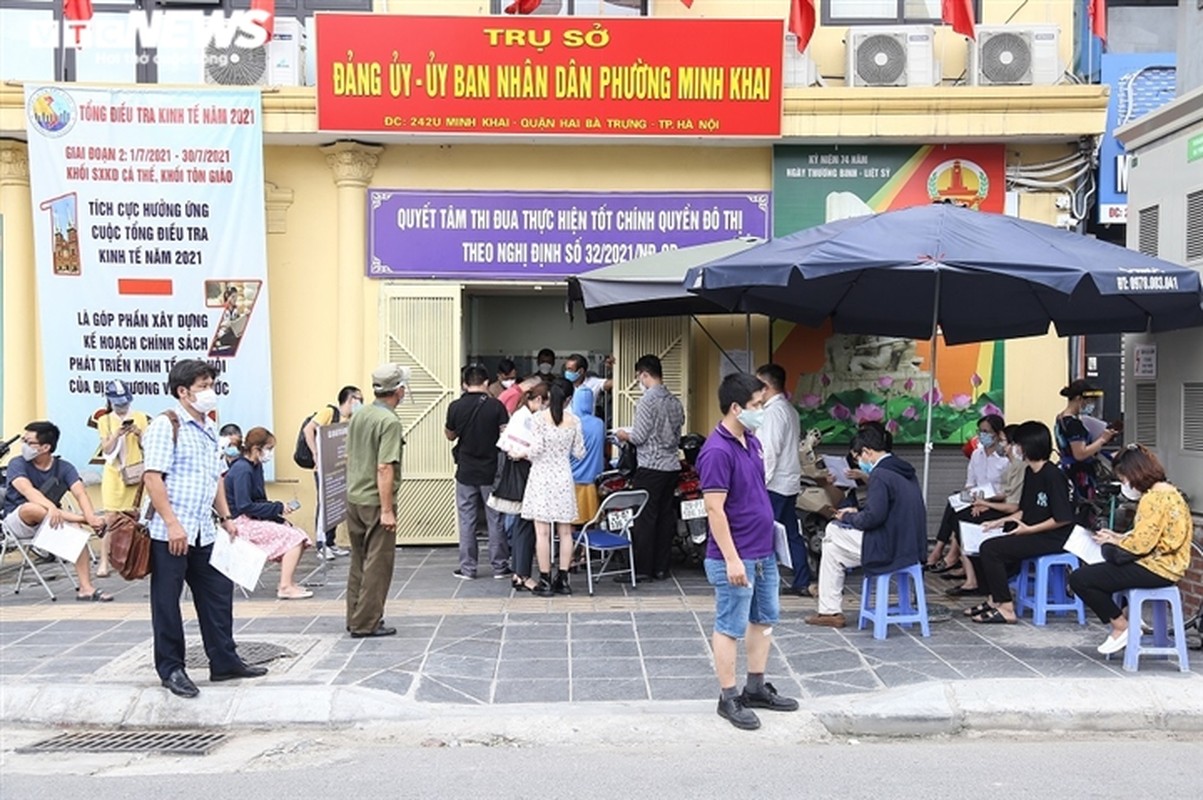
left=318, top=547, right=337, bottom=562
left=329, top=546, right=350, bottom=557
left=1097, top=630, right=1129, bottom=655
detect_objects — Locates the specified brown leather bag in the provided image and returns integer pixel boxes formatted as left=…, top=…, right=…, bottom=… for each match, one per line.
left=107, top=510, right=152, bottom=581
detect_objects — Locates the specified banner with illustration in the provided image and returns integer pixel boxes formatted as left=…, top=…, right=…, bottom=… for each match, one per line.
left=24, top=85, right=272, bottom=470
left=771, top=144, right=1008, bottom=445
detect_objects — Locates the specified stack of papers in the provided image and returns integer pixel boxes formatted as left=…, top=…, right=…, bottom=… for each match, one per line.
left=210, top=532, right=268, bottom=591
left=31, top=519, right=91, bottom=562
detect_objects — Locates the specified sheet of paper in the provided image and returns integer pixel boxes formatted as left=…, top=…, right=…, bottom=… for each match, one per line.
left=1063, top=524, right=1106, bottom=565
left=948, top=484, right=997, bottom=512
left=1081, top=414, right=1108, bottom=441
left=31, top=518, right=90, bottom=563
left=959, top=522, right=1008, bottom=556
left=209, top=531, right=268, bottom=592
left=822, top=455, right=857, bottom=489
left=772, top=521, right=792, bottom=571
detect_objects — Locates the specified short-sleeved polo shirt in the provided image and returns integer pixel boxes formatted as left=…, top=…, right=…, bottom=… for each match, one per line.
left=142, top=404, right=223, bottom=546
left=697, top=423, right=775, bottom=560
left=346, top=400, right=404, bottom=506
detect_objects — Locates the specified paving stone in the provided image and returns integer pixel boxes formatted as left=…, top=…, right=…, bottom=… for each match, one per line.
left=571, top=623, right=636, bottom=641
left=642, top=656, right=715, bottom=678
left=638, top=638, right=710, bottom=658
left=874, top=662, right=963, bottom=688
left=415, top=676, right=490, bottom=704
left=330, top=670, right=377, bottom=686
left=0, top=660, right=42, bottom=677
left=570, top=658, right=643, bottom=679
left=785, top=648, right=866, bottom=675
left=504, top=625, right=568, bottom=642
left=798, top=669, right=880, bottom=697
left=501, top=640, right=569, bottom=660
left=422, top=653, right=499, bottom=680
left=571, top=639, right=639, bottom=658
left=571, top=678, right=648, bottom=702
left=433, top=638, right=502, bottom=659
left=497, top=658, right=569, bottom=680
left=648, top=677, right=716, bottom=701
left=636, top=622, right=704, bottom=640
left=493, top=679, right=570, bottom=704
left=360, top=669, right=414, bottom=696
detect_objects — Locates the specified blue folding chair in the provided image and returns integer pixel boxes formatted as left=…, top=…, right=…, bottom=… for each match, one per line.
left=574, top=490, right=649, bottom=596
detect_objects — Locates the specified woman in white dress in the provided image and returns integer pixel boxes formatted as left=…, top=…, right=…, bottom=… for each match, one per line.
left=521, top=378, right=586, bottom=597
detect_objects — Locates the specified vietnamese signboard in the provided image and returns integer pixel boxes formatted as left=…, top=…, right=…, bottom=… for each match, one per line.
left=316, top=14, right=783, bottom=137
left=367, top=190, right=771, bottom=280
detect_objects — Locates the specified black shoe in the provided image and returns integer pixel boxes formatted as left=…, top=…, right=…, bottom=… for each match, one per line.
left=740, top=682, right=799, bottom=712
left=716, top=695, right=760, bottom=730
left=614, top=573, right=653, bottom=584
left=161, top=668, right=199, bottom=698
left=350, top=623, right=398, bottom=638
left=653, top=571, right=670, bottom=582
left=552, top=572, right=572, bottom=596
left=532, top=578, right=554, bottom=597
left=210, top=662, right=269, bottom=682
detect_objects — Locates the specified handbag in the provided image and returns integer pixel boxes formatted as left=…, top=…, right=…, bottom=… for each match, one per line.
left=492, top=457, right=530, bottom=503
left=616, top=441, right=638, bottom=478
left=120, top=461, right=145, bottom=486
left=107, top=509, right=152, bottom=580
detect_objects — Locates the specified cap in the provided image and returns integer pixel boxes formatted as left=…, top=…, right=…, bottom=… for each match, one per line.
left=371, top=363, right=410, bottom=393
left=104, top=380, right=133, bottom=404
left=1059, top=379, right=1098, bottom=399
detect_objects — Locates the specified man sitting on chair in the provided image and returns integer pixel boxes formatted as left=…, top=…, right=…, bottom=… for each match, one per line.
left=805, top=422, right=926, bottom=628
left=1, top=421, right=111, bottom=601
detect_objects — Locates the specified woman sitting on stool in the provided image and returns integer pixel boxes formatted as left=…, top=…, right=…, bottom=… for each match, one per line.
left=1068, top=445, right=1193, bottom=656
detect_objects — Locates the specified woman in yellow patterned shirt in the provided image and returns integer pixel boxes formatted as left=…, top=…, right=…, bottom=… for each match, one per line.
left=1069, top=445, right=1193, bottom=656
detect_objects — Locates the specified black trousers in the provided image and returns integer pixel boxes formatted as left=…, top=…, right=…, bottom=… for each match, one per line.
left=978, top=530, right=1070, bottom=605
left=510, top=515, right=536, bottom=579
left=1068, top=561, right=1173, bottom=623
left=150, top=539, right=240, bottom=680
left=631, top=467, right=679, bottom=577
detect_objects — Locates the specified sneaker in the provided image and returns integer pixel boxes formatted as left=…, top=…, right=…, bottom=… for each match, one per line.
left=318, top=547, right=337, bottom=562
left=804, top=612, right=847, bottom=628
left=716, top=695, right=761, bottom=731
left=328, top=546, right=350, bottom=557
left=493, top=568, right=514, bottom=580
left=740, top=682, right=799, bottom=712
left=1097, top=630, right=1129, bottom=655
left=453, top=569, right=476, bottom=581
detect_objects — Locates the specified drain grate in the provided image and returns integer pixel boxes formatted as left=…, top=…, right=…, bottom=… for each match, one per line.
left=17, top=730, right=228, bottom=756
left=184, top=640, right=296, bottom=670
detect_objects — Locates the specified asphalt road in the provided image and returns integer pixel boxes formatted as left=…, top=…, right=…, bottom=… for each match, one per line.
left=2, top=728, right=1198, bottom=799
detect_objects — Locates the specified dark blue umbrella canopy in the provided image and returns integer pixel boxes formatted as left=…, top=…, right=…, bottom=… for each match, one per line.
left=684, top=204, right=1203, bottom=345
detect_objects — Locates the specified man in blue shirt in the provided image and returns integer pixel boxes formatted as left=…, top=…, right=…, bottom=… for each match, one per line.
left=143, top=359, right=265, bottom=698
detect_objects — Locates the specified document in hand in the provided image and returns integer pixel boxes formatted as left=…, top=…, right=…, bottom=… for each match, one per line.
left=772, top=521, right=792, bottom=571
left=959, top=522, right=1007, bottom=556
left=822, top=455, right=857, bottom=489
left=1063, top=525, right=1107, bottom=565
left=948, top=485, right=997, bottom=512
left=210, top=530, right=268, bottom=591
left=31, top=518, right=91, bottom=562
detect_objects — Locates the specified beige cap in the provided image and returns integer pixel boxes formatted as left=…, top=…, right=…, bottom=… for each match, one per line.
left=371, top=363, right=410, bottom=393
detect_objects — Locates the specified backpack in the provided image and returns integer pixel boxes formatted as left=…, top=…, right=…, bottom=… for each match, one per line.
left=294, top=404, right=340, bottom=469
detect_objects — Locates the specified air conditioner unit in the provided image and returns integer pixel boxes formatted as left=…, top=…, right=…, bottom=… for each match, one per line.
left=969, top=25, right=1061, bottom=86
left=202, top=17, right=306, bottom=86
left=845, top=26, right=938, bottom=87
left=783, top=33, right=819, bottom=88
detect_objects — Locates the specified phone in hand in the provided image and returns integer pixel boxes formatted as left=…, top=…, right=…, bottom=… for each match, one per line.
left=285, top=499, right=301, bottom=512
left=1108, top=419, right=1125, bottom=433
left=121, top=419, right=134, bottom=428
left=1002, top=520, right=1019, bottom=533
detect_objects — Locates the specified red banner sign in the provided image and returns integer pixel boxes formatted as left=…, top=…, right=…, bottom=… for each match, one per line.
left=315, top=14, right=784, bottom=137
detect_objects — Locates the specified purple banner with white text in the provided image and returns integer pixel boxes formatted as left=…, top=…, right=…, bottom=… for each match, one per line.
left=367, top=190, right=771, bottom=280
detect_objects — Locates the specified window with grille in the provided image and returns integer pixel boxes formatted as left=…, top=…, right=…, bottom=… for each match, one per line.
left=1184, top=383, right=1203, bottom=452
left=823, top=0, right=982, bottom=25
left=1187, top=190, right=1203, bottom=263
left=490, top=0, right=649, bottom=14
left=1135, top=382, right=1158, bottom=447
left=1138, top=205, right=1160, bottom=257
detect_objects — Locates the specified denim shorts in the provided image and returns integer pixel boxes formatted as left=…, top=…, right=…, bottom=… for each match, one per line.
left=704, top=556, right=780, bottom=639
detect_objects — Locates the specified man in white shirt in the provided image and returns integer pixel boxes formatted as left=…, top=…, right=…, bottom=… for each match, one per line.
left=755, top=364, right=811, bottom=596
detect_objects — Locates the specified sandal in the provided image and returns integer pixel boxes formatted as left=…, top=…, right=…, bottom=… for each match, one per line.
left=76, top=588, right=113, bottom=602
left=938, top=571, right=967, bottom=581
left=963, top=601, right=992, bottom=617
left=277, top=588, right=314, bottom=600
left=927, top=561, right=956, bottom=574
left=95, top=569, right=111, bottom=578
left=945, top=585, right=986, bottom=597
left=971, top=607, right=1016, bottom=625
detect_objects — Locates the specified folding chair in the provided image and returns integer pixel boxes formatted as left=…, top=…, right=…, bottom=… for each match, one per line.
left=573, top=490, right=649, bottom=596
left=0, top=514, right=80, bottom=601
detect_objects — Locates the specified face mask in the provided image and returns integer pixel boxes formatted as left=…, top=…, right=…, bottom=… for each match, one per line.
left=261, top=448, right=274, bottom=464
left=113, top=404, right=130, bottom=417
left=858, top=459, right=875, bottom=475
left=978, top=432, right=995, bottom=448
left=737, top=408, right=765, bottom=431
left=350, top=400, right=363, bottom=415
left=1082, top=403, right=1096, bottom=417
left=224, top=446, right=240, bottom=458
left=191, top=388, right=218, bottom=414
left=564, top=370, right=580, bottom=383
left=537, top=363, right=552, bottom=375
left=501, top=379, right=515, bottom=389
left=21, top=442, right=41, bottom=461
left=1120, top=482, right=1142, bottom=501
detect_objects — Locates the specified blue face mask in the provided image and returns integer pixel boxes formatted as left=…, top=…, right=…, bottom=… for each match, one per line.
left=979, top=432, right=995, bottom=448
left=736, top=408, right=765, bottom=431
left=564, top=370, right=580, bottom=383
left=1082, top=403, right=1096, bottom=417
left=224, top=446, right=240, bottom=458
left=858, top=459, right=874, bottom=475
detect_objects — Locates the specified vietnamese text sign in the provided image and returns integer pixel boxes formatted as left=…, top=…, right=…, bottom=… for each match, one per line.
left=316, top=14, right=783, bottom=137
left=24, top=85, right=273, bottom=470
left=316, top=421, right=349, bottom=533
left=1133, top=344, right=1157, bottom=379
left=368, top=190, right=771, bottom=280
left=1098, top=54, right=1176, bottom=224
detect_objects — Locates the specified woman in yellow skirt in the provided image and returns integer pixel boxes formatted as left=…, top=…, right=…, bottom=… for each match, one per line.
left=95, top=380, right=150, bottom=576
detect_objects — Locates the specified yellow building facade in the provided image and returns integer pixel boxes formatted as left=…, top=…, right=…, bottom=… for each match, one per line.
left=0, top=1, right=1108, bottom=542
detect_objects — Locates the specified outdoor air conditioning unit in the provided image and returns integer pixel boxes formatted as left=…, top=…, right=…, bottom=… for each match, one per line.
left=783, top=33, right=819, bottom=88
left=969, top=25, right=1061, bottom=86
left=845, top=26, right=939, bottom=87
left=202, top=17, right=306, bottom=86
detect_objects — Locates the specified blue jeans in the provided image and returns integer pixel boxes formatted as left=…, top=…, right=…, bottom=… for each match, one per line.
left=705, top=556, right=781, bottom=639
left=769, top=491, right=810, bottom=588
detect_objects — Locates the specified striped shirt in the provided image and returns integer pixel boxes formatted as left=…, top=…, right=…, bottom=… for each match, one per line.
left=629, top=384, right=685, bottom=472
left=142, top=403, right=223, bottom=546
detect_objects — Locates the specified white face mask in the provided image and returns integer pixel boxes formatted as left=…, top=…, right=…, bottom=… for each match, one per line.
left=1120, top=482, right=1142, bottom=501
left=261, top=448, right=274, bottom=464
left=537, top=363, right=552, bottom=375
left=191, top=388, right=218, bottom=414
left=21, top=442, right=41, bottom=461
left=501, top=379, right=516, bottom=389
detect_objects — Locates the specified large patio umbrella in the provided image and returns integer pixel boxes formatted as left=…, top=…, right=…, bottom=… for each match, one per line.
left=684, top=203, right=1203, bottom=498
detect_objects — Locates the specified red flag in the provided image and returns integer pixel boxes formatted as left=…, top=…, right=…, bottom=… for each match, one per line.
left=1089, top=0, right=1107, bottom=42
left=251, top=0, right=275, bottom=39
left=941, top=0, right=975, bottom=40
left=504, top=0, right=543, bottom=13
left=681, top=0, right=695, bottom=8
left=789, top=0, right=816, bottom=53
left=63, top=0, right=93, bottom=22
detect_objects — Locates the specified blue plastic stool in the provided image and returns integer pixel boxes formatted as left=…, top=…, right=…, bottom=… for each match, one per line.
left=1013, top=553, right=1086, bottom=625
left=1110, top=586, right=1191, bottom=673
left=858, top=563, right=930, bottom=640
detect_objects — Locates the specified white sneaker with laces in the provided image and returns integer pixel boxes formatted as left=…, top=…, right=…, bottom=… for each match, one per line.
left=329, top=546, right=350, bottom=557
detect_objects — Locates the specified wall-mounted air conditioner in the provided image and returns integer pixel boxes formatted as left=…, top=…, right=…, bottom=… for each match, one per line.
left=845, top=26, right=939, bottom=87
left=202, top=17, right=306, bottom=86
left=969, top=25, right=1061, bottom=86
left=783, top=33, right=819, bottom=88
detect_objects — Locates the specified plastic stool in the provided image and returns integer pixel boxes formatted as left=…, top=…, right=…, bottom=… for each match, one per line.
left=858, top=563, right=930, bottom=640
left=1110, top=586, right=1191, bottom=673
left=1013, top=553, right=1086, bottom=625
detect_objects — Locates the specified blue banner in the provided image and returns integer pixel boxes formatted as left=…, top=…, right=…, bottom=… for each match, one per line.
left=1098, top=53, right=1175, bottom=224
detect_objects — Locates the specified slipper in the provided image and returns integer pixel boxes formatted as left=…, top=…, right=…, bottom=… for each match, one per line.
left=963, top=601, right=992, bottom=618
left=276, top=588, right=313, bottom=600
left=938, top=571, right=967, bottom=581
left=945, top=585, right=987, bottom=597
left=76, top=589, right=113, bottom=602
left=95, top=569, right=111, bottom=578
left=971, top=607, right=1016, bottom=625
left=927, top=561, right=956, bottom=574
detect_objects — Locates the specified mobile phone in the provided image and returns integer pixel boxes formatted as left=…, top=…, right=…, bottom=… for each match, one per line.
left=1002, top=521, right=1019, bottom=533
left=121, top=419, right=134, bottom=427
left=1108, top=419, right=1125, bottom=433
left=286, top=499, right=301, bottom=512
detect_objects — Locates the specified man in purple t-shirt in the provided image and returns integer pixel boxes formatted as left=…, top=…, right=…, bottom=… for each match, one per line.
left=697, top=373, right=800, bottom=731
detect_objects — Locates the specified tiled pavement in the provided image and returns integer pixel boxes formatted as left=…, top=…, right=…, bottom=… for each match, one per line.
left=1, top=546, right=1199, bottom=707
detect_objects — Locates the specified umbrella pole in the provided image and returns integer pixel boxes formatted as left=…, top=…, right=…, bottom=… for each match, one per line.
left=922, top=273, right=941, bottom=507
left=745, top=314, right=753, bottom=365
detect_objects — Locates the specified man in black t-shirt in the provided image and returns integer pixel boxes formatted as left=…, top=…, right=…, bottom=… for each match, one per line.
left=445, top=365, right=510, bottom=580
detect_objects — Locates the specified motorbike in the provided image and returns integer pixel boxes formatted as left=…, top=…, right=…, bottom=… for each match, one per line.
left=794, top=429, right=855, bottom=578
